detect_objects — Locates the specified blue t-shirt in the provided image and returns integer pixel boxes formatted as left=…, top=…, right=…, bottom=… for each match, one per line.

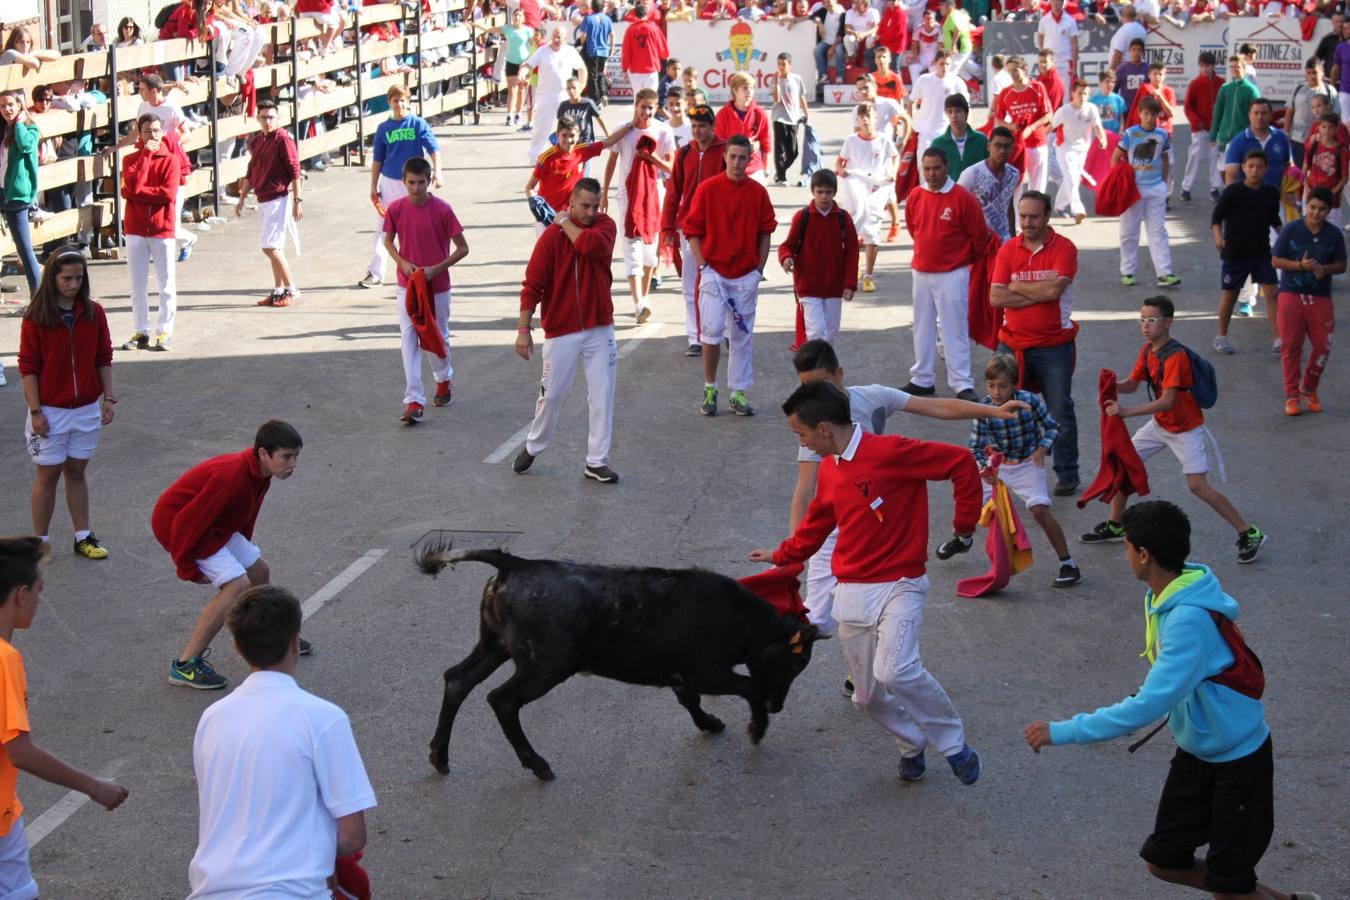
left=577, top=12, right=613, bottom=57
left=1120, top=125, right=1170, bottom=187
left=1224, top=127, right=1292, bottom=189
left=1090, top=90, right=1128, bottom=134
left=1272, top=218, right=1347, bottom=296
left=372, top=115, right=439, bottom=175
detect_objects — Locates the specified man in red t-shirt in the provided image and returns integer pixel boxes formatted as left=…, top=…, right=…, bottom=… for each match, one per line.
left=621, top=3, right=669, bottom=95
left=989, top=190, right=1083, bottom=495
left=684, top=135, right=778, bottom=417
left=994, top=56, right=1054, bottom=195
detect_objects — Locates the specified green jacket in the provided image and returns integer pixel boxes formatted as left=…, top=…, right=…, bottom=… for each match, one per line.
left=930, top=127, right=988, bottom=182
left=3, top=121, right=39, bottom=205
left=1211, top=79, right=1260, bottom=148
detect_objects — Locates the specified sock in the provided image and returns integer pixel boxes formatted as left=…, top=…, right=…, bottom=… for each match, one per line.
left=74, top=530, right=90, bottom=541
left=705, top=382, right=717, bottom=390
left=284, top=284, right=296, bottom=293
left=37, top=535, right=49, bottom=543
left=1059, top=555, right=1076, bottom=567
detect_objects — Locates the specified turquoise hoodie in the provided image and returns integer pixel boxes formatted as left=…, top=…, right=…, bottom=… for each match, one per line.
left=1049, top=564, right=1269, bottom=763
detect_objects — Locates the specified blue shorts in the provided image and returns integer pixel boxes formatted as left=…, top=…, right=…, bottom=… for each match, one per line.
left=1221, top=258, right=1277, bottom=290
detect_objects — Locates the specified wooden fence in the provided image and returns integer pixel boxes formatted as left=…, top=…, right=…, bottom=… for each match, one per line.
left=0, top=0, right=502, bottom=259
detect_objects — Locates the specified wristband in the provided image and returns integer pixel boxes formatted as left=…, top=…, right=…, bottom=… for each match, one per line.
left=103, top=397, right=117, bottom=404
left=517, top=327, right=532, bottom=334
left=29, top=409, right=41, bottom=416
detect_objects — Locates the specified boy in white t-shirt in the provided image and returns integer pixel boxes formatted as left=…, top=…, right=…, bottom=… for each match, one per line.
left=836, top=102, right=898, bottom=294
left=771, top=52, right=809, bottom=186
left=189, top=585, right=376, bottom=899
left=601, top=88, right=676, bottom=323
left=909, top=50, right=969, bottom=160
left=1050, top=78, right=1107, bottom=223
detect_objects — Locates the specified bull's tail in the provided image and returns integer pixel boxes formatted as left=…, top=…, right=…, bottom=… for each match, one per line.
left=416, top=545, right=521, bottom=578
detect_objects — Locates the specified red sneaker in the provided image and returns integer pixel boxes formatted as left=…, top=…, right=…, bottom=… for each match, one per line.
left=433, top=380, right=453, bottom=407
left=1303, top=390, right=1322, bottom=413
left=271, top=289, right=295, bottom=308
left=400, top=402, right=424, bottom=425
left=885, top=222, right=900, bottom=243
left=257, top=291, right=278, bottom=307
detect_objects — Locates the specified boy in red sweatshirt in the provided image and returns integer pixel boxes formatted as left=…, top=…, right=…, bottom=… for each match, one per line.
left=236, top=102, right=302, bottom=307
left=750, top=380, right=983, bottom=785
left=1182, top=51, right=1223, bottom=201
left=778, top=170, right=859, bottom=345
left=152, top=420, right=306, bottom=690
left=120, top=114, right=181, bottom=353
left=661, top=104, right=726, bottom=356
left=513, top=177, right=621, bottom=484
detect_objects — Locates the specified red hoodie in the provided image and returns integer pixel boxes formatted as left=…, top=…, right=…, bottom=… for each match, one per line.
left=122, top=143, right=181, bottom=238
left=661, top=136, right=727, bottom=233
left=151, top=449, right=271, bottom=581
left=621, top=19, right=669, bottom=75
left=778, top=202, right=859, bottom=297
left=1184, top=72, right=1223, bottom=131
left=714, top=102, right=772, bottom=174
left=683, top=173, right=777, bottom=278
left=520, top=214, right=617, bottom=339
left=904, top=180, right=989, bottom=273
left=772, top=429, right=982, bottom=582
left=17, top=299, right=113, bottom=410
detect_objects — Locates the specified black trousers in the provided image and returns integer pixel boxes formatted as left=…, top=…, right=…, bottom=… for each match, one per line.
left=773, top=120, right=799, bottom=183
left=584, top=55, right=608, bottom=105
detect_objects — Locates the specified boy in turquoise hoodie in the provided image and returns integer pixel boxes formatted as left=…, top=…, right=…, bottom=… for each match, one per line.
left=1024, top=501, right=1317, bottom=900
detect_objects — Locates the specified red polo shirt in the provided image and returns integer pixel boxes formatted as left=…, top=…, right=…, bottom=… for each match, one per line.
left=991, top=227, right=1079, bottom=349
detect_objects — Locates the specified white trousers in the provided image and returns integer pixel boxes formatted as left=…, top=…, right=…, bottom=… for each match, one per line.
left=680, top=236, right=699, bottom=345
left=1182, top=128, right=1222, bottom=193
left=800, top=296, right=843, bottom=345
left=1119, top=180, right=1172, bottom=277
left=221, top=25, right=267, bottom=76
left=1022, top=144, right=1049, bottom=194
left=395, top=286, right=452, bottom=405
left=916, top=130, right=940, bottom=165
left=909, top=266, right=973, bottom=392
left=1053, top=142, right=1088, bottom=217
left=804, top=528, right=839, bottom=635
left=525, top=325, right=617, bottom=467
left=529, top=92, right=563, bottom=164
left=368, top=173, right=409, bottom=280
left=628, top=71, right=659, bottom=96
left=698, top=267, right=760, bottom=391
left=127, top=235, right=176, bottom=337
left=613, top=190, right=658, bottom=281
left=843, top=33, right=875, bottom=60
left=1339, top=93, right=1350, bottom=125
left=835, top=577, right=967, bottom=758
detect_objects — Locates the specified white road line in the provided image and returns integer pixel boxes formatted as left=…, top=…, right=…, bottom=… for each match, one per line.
left=301, top=549, right=388, bottom=621
left=483, top=321, right=664, bottom=463
left=28, top=758, right=129, bottom=848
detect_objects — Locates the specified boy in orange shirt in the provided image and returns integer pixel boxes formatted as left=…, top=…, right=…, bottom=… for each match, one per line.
left=872, top=47, right=907, bottom=102
left=0, top=538, right=128, bottom=897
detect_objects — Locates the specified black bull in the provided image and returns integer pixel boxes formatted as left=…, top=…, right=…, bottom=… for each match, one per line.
left=416, top=548, right=827, bottom=781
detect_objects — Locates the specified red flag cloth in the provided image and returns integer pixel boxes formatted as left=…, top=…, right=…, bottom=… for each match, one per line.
left=738, top=564, right=808, bottom=623
left=1082, top=130, right=1120, bottom=192
left=894, top=131, right=919, bottom=204
left=405, top=268, right=447, bottom=359
left=624, top=135, right=662, bottom=242
left=792, top=302, right=807, bottom=352
left=241, top=68, right=257, bottom=118
left=966, top=228, right=1004, bottom=351
left=334, top=852, right=371, bottom=900
left=957, top=451, right=1034, bottom=598
left=1093, top=158, right=1139, bottom=217
left=1078, top=368, right=1151, bottom=509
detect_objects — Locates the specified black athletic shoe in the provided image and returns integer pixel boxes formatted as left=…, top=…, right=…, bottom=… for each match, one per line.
left=1053, top=563, right=1082, bottom=587
left=584, top=464, right=619, bottom=484
left=900, top=381, right=936, bottom=396
left=955, top=388, right=979, bottom=402
left=1236, top=526, right=1266, bottom=563
left=684, top=343, right=702, bottom=357
left=842, top=676, right=854, bottom=697
left=935, top=534, right=974, bottom=560
left=512, top=448, right=535, bottom=474
left=1080, top=521, right=1124, bottom=543
left=299, top=638, right=314, bottom=655
left=1053, top=477, right=1081, bottom=497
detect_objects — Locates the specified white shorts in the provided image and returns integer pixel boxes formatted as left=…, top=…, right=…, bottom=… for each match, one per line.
left=0, top=820, right=37, bottom=900
left=1132, top=418, right=1211, bottom=476
left=257, top=195, right=290, bottom=250
left=298, top=8, right=341, bottom=28
left=195, top=533, right=263, bottom=588
left=24, top=402, right=101, bottom=466
left=982, top=457, right=1051, bottom=509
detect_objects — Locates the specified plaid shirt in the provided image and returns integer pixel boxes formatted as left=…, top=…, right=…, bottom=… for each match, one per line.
left=968, top=389, right=1059, bottom=465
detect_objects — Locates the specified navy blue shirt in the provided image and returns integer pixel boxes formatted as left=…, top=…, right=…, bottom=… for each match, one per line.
left=577, top=12, right=613, bottom=58
left=1273, top=218, right=1346, bottom=296
left=1224, top=127, right=1293, bottom=189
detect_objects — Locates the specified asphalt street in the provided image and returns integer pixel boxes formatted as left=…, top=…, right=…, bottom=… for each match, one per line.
left=0, top=104, right=1344, bottom=899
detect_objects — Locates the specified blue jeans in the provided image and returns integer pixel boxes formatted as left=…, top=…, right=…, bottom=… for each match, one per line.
left=814, top=40, right=842, bottom=80
left=999, top=340, right=1079, bottom=483
left=3, top=203, right=41, bottom=297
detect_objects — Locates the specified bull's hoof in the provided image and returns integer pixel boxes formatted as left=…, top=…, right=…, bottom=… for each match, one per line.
left=748, top=720, right=767, bottom=744
left=700, top=715, right=726, bottom=734
left=429, top=750, right=450, bottom=775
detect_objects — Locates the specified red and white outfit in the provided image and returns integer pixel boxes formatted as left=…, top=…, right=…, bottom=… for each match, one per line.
left=904, top=178, right=988, bottom=393
left=1035, top=7, right=1078, bottom=85
left=713, top=101, right=773, bottom=178
left=910, top=71, right=968, bottom=159
left=519, top=214, right=619, bottom=468
left=661, top=136, right=727, bottom=345
left=684, top=173, right=777, bottom=391
left=610, top=121, right=676, bottom=295
left=1050, top=102, right=1102, bottom=218
left=122, top=140, right=182, bottom=339
left=994, top=80, right=1053, bottom=194
left=837, top=132, right=897, bottom=245
left=620, top=18, right=668, bottom=96
left=778, top=202, right=860, bottom=344
left=383, top=196, right=463, bottom=406
left=246, top=129, right=301, bottom=252
left=17, top=299, right=112, bottom=467
left=772, top=426, right=982, bottom=760
left=908, top=22, right=941, bottom=83
left=1182, top=72, right=1224, bottom=195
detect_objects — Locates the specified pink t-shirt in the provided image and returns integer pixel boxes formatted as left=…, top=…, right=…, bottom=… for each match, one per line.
left=382, top=195, right=464, bottom=293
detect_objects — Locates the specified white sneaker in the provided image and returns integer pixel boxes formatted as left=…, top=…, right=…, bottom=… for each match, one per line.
left=1272, top=338, right=1282, bottom=353
left=1213, top=335, right=1235, bottom=355
left=634, top=302, right=652, bottom=325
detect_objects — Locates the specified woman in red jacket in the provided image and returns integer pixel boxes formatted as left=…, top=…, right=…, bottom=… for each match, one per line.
left=17, top=248, right=116, bottom=559
left=714, top=71, right=772, bottom=178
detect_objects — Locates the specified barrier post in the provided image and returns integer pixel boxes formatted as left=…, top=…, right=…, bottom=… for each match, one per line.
left=107, top=43, right=123, bottom=249
left=207, top=43, right=222, bottom=215
left=415, top=0, right=425, bottom=119
left=290, top=18, right=301, bottom=142
left=468, top=0, right=479, bottom=125
left=353, top=7, right=365, bottom=166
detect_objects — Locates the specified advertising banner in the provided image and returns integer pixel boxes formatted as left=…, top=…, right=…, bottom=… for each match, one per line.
left=666, top=18, right=819, bottom=104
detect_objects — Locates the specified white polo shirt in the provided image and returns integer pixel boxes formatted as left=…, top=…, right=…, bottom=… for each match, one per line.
left=1036, top=12, right=1079, bottom=62
left=189, top=671, right=377, bottom=900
